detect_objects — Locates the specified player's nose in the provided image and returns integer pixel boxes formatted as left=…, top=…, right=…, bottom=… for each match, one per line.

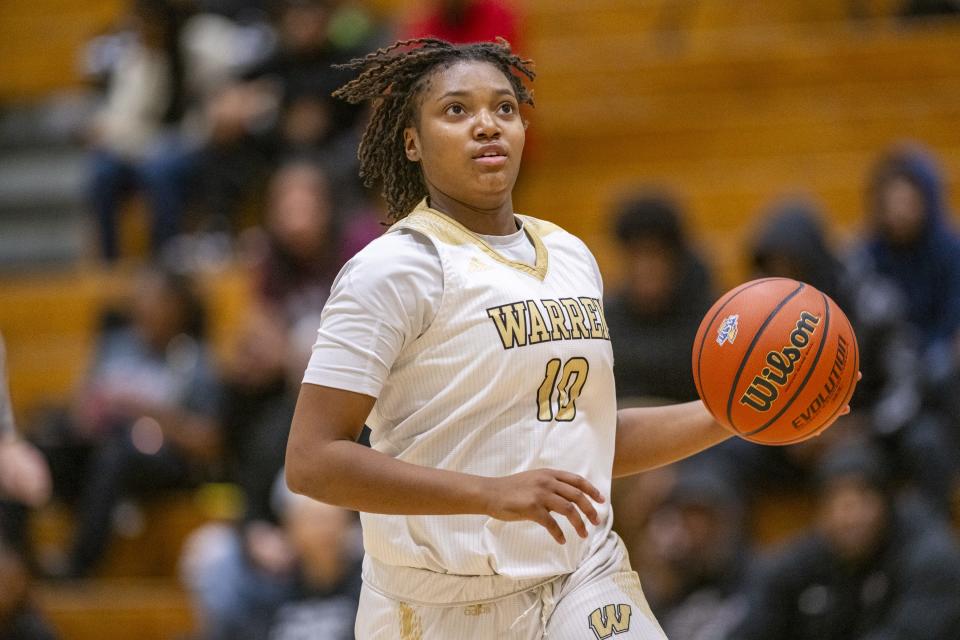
left=473, top=109, right=500, bottom=139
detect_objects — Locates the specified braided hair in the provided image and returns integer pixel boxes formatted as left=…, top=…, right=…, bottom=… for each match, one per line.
left=333, top=38, right=535, bottom=221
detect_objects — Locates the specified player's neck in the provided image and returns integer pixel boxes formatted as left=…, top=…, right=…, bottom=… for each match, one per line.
left=426, top=192, right=517, bottom=236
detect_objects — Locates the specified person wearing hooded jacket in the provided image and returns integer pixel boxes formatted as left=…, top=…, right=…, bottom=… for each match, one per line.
left=604, top=192, right=716, bottom=405
left=703, top=199, right=957, bottom=514
left=853, top=144, right=960, bottom=380
left=724, top=442, right=960, bottom=640
left=848, top=145, right=960, bottom=508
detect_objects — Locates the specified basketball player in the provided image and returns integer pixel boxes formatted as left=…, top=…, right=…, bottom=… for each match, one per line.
left=285, top=39, right=847, bottom=639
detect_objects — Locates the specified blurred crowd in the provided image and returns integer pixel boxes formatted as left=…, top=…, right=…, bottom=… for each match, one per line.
left=1, top=1, right=960, bottom=639
left=607, top=140, right=960, bottom=639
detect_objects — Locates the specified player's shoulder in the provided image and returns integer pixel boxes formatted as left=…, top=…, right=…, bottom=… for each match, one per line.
left=345, top=226, right=441, bottom=278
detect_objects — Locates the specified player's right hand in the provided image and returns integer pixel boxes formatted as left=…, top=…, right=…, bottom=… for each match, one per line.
left=482, top=469, right=605, bottom=544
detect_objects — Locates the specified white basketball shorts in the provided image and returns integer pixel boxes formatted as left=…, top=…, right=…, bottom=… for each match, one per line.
left=355, top=532, right=668, bottom=639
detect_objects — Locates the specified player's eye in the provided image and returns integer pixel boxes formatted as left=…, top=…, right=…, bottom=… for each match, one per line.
left=498, top=102, right=516, bottom=115
left=445, top=104, right=466, bottom=116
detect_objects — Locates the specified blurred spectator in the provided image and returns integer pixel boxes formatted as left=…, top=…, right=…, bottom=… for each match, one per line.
left=751, top=200, right=847, bottom=306
left=704, top=199, right=959, bottom=515
left=848, top=147, right=960, bottom=509
left=181, top=477, right=361, bottom=640
left=34, top=269, right=221, bottom=578
left=250, top=160, right=347, bottom=324
left=725, top=442, right=960, bottom=640
left=241, top=158, right=383, bottom=326
left=202, top=159, right=377, bottom=639
left=854, top=145, right=960, bottom=381
left=605, top=192, right=715, bottom=404
left=85, top=0, right=200, bottom=261
left=900, top=0, right=960, bottom=17
left=638, top=466, right=748, bottom=640
left=221, top=160, right=376, bottom=525
left=0, top=538, right=57, bottom=640
left=401, top=0, right=522, bottom=49
left=704, top=202, right=855, bottom=496
left=198, top=0, right=378, bottom=231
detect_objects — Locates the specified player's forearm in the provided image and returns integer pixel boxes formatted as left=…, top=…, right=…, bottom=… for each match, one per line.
left=286, top=437, right=490, bottom=516
left=612, top=400, right=732, bottom=477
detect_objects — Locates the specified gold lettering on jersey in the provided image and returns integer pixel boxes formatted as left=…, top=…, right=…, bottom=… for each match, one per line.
left=526, top=299, right=552, bottom=344
left=463, top=604, right=490, bottom=616
left=579, top=297, right=605, bottom=339
left=560, top=297, right=591, bottom=339
left=541, top=299, right=572, bottom=341
left=486, top=302, right=528, bottom=348
left=588, top=604, right=632, bottom=639
left=486, top=298, right=611, bottom=350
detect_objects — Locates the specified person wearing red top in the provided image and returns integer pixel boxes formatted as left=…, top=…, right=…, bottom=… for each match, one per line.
left=402, top=0, right=521, bottom=50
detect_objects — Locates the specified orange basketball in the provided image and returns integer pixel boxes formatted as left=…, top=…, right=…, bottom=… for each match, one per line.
left=692, top=278, right=859, bottom=445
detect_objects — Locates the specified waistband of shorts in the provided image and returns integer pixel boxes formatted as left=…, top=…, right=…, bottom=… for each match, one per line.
left=361, top=555, right=561, bottom=606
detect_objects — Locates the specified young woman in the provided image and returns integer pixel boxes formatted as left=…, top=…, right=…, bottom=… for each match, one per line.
left=286, top=38, right=739, bottom=639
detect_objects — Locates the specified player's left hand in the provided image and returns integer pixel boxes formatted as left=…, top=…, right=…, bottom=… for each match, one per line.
left=481, top=469, right=605, bottom=544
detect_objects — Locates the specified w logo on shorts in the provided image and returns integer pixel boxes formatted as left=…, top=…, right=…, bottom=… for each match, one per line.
left=588, top=603, right=632, bottom=639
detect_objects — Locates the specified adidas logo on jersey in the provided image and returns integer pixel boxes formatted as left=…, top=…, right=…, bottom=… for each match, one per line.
left=468, top=257, right=491, bottom=272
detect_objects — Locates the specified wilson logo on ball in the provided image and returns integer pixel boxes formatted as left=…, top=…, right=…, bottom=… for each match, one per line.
left=740, top=311, right=821, bottom=412
left=716, top=314, right=739, bottom=346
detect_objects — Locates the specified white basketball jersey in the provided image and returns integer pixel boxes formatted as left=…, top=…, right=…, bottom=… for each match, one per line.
left=362, top=200, right=616, bottom=579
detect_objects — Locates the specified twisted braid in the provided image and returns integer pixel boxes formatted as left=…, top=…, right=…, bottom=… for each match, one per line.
left=333, top=38, right=535, bottom=221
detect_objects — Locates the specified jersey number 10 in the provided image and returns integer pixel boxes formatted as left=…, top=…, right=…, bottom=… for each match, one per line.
left=536, top=357, right=589, bottom=421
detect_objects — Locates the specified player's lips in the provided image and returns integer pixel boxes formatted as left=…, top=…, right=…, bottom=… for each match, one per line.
left=472, top=143, right=509, bottom=167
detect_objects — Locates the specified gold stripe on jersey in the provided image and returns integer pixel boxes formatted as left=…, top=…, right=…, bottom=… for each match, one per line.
left=393, top=199, right=550, bottom=280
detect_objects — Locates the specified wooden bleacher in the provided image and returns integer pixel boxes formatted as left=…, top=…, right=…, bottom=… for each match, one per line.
left=514, top=1, right=960, bottom=285
left=2, top=266, right=251, bottom=422
left=0, top=0, right=124, bottom=101
left=36, top=579, right=195, bottom=640
left=1, top=266, right=249, bottom=639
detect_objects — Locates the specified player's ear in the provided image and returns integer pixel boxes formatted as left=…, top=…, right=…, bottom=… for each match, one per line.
left=404, top=127, right=421, bottom=162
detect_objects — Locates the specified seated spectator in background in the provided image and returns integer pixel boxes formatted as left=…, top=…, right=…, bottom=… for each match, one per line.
left=900, top=0, right=960, bottom=17
left=248, top=159, right=350, bottom=324
left=605, top=192, right=715, bottom=404
left=707, top=199, right=958, bottom=515
left=181, top=476, right=361, bottom=640
left=262, top=493, right=361, bottom=640
left=401, top=0, right=522, bottom=48
left=854, top=144, right=960, bottom=386
left=0, top=539, right=57, bottom=640
left=849, top=146, right=960, bottom=509
left=35, top=269, right=221, bottom=578
left=85, top=0, right=200, bottom=262
left=203, top=160, right=378, bottom=638
left=705, top=201, right=852, bottom=495
left=726, top=442, right=960, bottom=640
left=198, top=0, right=378, bottom=231
left=750, top=199, right=846, bottom=306
left=636, top=466, right=748, bottom=640
left=221, top=160, right=376, bottom=522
